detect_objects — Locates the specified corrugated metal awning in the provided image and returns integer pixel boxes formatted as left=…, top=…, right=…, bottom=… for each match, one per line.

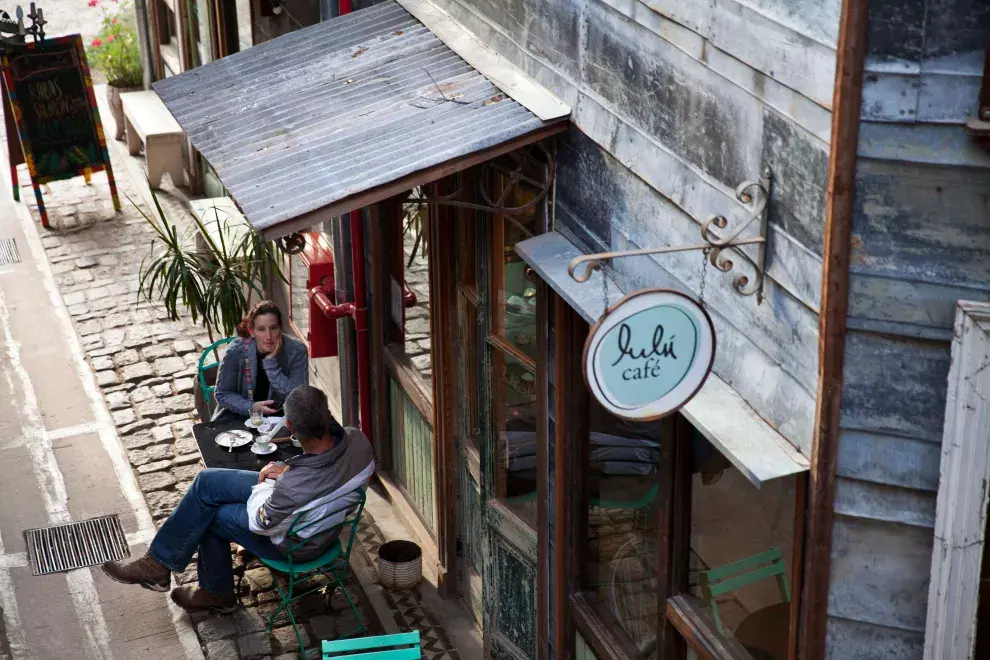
left=153, top=1, right=568, bottom=238
left=515, top=231, right=810, bottom=488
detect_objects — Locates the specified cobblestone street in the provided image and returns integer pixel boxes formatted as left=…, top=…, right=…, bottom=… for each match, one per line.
left=14, top=114, right=378, bottom=658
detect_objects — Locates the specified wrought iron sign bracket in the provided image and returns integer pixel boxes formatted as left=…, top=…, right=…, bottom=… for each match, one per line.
left=568, top=170, right=773, bottom=304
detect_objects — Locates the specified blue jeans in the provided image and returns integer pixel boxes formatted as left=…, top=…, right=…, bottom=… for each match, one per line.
left=149, top=468, right=284, bottom=597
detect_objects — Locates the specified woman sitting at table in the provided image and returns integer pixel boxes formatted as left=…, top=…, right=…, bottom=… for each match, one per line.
left=214, top=300, right=309, bottom=419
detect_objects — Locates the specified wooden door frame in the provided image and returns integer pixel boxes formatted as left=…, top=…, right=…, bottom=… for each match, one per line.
left=427, top=178, right=460, bottom=597
left=923, top=301, right=990, bottom=660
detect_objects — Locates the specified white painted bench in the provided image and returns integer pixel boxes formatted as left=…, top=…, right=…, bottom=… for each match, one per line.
left=120, top=91, right=186, bottom=189
left=189, top=196, right=261, bottom=305
left=189, top=197, right=251, bottom=254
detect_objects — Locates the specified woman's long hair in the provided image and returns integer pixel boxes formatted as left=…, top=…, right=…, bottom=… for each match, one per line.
left=235, top=300, right=283, bottom=338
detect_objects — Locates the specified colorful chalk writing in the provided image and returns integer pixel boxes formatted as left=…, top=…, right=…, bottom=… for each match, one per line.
left=1, top=34, right=119, bottom=228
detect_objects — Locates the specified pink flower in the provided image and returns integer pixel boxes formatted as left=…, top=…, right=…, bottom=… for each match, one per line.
left=91, top=37, right=102, bottom=46
left=87, top=0, right=98, bottom=6
left=112, top=17, right=120, bottom=24
left=106, top=34, right=115, bottom=42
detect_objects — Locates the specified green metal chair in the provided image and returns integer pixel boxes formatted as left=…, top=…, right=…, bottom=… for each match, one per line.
left=322, top=631, right=421, bottom=659
left=260, top=488, right=368, bottom=657
left=195, top=337, right=236, bottom=422
left=698, top=547, right=791, bottom=633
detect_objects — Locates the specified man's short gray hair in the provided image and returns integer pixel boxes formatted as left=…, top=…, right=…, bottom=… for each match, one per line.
left=284, top=385, right=332, bottom=441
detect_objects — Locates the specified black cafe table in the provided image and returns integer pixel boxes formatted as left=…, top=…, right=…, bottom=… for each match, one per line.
left=193, top=413, right=303, bottom=470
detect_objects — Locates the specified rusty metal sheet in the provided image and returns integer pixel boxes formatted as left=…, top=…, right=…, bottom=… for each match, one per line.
left=153, top=1, right=560, bottom=237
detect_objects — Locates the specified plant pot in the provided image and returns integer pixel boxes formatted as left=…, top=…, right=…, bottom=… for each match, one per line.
left=377, top=540, right=422, bottom=590
left=106, top=84, right=141, bottom=141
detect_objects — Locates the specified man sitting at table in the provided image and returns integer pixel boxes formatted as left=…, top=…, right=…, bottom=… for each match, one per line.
left=102, top=385, right=375, bottom=613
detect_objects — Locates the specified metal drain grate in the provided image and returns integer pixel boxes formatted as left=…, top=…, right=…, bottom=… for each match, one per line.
left=0, top=238, right=19, bottom=265
left=24, top=515, right=130, bottom=576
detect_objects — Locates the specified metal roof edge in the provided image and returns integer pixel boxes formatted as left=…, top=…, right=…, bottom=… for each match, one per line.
left=394, top=0, right=571, bottom=122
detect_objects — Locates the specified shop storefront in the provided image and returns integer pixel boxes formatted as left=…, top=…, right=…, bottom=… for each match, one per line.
left=153, top=1, right=820, bottom=657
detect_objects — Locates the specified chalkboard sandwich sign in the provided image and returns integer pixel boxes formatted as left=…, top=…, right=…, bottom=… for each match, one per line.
left=1, top=34, right=120, bottom=228
left=584, top=288, right=716, bottom=421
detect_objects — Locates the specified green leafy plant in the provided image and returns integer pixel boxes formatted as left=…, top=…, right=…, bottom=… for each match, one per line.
left=86, top=0, right=143, bottom=88
left=133, top=187, right=286, bottom=344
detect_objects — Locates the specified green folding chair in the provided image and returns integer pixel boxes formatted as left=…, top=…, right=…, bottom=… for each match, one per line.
left=260, top=488, right=368, bottom=656
left=322, top=631, right=421, bottom=659
left=195, top=337, right=236, bottom=422
left=698, top=547, right=790, bottom=633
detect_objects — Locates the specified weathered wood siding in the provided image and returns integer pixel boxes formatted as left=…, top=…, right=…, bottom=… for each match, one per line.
left=441, top=0, right=834, bottom=459
left=828, top=1, right=990, bottom=657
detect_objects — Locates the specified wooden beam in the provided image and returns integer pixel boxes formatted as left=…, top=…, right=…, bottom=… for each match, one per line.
left=536, top=281, right=550, bottom=660
left=799, top=0, right=870, bottom=656
left=571, top=592, right=640, bottom=660
left=427, top=177, right=459, bottom=596
left=666, top=595, right=756, bottom=660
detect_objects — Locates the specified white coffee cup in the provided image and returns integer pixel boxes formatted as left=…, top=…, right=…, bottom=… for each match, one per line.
left=254, top=435, right=273, bottom=452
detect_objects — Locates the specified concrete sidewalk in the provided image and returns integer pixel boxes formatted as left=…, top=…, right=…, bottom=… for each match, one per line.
left=0, top=149, right=202, bottom=659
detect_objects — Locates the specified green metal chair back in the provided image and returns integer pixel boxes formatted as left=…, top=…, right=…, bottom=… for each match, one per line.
left=196, top=337, right=236, bottom=421
left=259, top=487, right=369, bottom=657
left=322, top=631, right=421, bottom=659
left=698, top=547, right=791, bottom=633
left=282, top=488, right=367, bottom=572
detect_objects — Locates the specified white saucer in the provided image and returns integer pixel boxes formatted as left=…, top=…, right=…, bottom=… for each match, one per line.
left=251, top=443, right=278, bottom=455
left=245, top=418, right=264, bottom=429
left=216, top=430, right=253, bottom=448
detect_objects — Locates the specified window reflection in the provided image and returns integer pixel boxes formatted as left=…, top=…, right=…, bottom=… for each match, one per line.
left=689, top=431, right=796, bottom=660
left=585, top=404, right=663, bottom=657
left=494, top=176, right=540, bottom=362
left=495, top=349, right=538, bottom=526
left=288, top=252, right=310, bottom=343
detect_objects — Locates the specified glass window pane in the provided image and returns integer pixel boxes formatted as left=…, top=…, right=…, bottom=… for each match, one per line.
left=492, top=174, right=541, bottom=362
left=585, top=402, right=664, bottom=657
left=235, top=0, right=253, bottom=51
left=288, top=252, right=310, bottom=343
left=689, top=431, right=796, bottom=659
left=459, top=293, right=480, bottom=442
left=392, top=210, right=432, bottom=385
left=458, top=212, right=477, bottom=292
left=494, top=347, right=537, bottom=528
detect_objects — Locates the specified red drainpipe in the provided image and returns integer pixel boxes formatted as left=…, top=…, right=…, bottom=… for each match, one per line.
left=348, top=210, right=373, bottom=439
left=309, top=210, right=371, bottom=437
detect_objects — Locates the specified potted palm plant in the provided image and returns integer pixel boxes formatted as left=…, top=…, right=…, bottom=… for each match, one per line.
left=86, top=0, right=143, bottom=141
left=134, top=189, right=287, bottom=419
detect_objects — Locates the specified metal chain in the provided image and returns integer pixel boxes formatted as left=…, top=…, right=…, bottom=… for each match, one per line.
left=601, top=260, right=610, bottom=316
left=699, top=249, right=709, bottom=307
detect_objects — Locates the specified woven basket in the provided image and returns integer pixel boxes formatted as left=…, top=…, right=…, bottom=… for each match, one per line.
left=377, top=540, right=422, bottom=590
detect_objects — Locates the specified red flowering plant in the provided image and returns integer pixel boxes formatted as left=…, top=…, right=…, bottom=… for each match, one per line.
left=85, top=0, right=142, bottom=87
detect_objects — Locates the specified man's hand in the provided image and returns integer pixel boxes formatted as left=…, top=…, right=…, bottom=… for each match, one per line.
left=251, top=400, right=279, bottom=415
left=258, top=462, right=288, bottom=483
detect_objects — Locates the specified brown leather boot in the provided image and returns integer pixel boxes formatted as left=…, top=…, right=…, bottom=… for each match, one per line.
left=170, top=585, right=238, bottom=614
left=102, top=555, right=171, bottom=592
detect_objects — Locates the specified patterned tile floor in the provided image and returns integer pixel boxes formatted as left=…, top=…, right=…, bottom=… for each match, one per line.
left=355, top=511, right=464, bottom=660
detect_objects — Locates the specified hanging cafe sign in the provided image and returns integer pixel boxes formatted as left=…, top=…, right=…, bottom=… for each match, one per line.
left=584, top=289, right=715, bottom=420
left=569, top=172, right=771, bottom=419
